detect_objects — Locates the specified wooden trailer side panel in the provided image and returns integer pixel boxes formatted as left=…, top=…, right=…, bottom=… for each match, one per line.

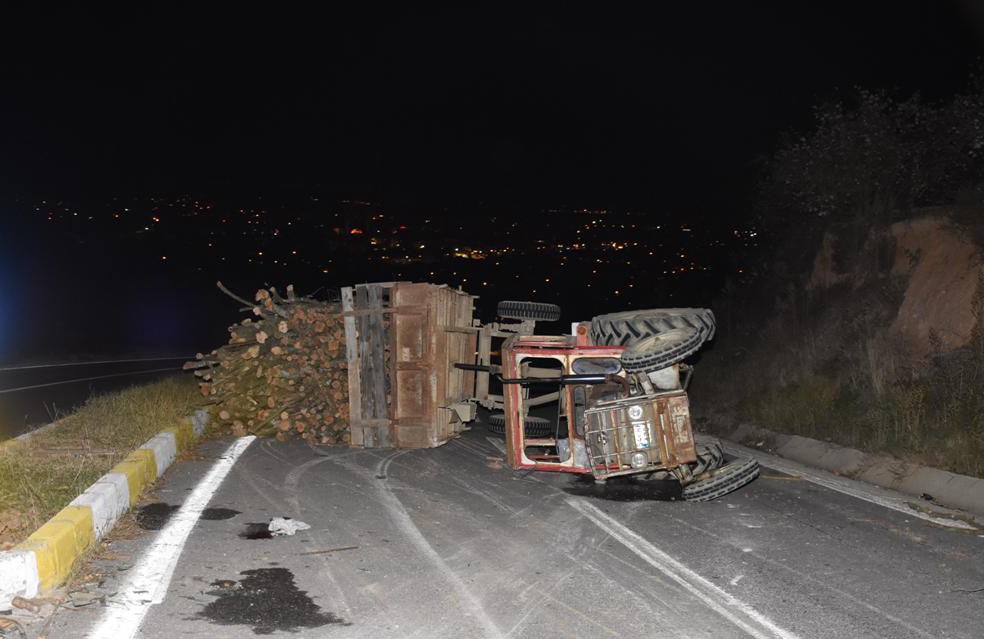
left=345, top=281, right=476, bottom=449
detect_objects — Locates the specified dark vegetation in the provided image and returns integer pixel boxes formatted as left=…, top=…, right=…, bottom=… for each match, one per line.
left=693, top=78, right=984, bottom=477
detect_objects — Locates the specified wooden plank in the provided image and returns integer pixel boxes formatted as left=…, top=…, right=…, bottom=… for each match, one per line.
left=355, top=285, right=371, bottom=446
left=366, top=284, right=390, bottom=448
left=341, top=287, right=363, bottom=448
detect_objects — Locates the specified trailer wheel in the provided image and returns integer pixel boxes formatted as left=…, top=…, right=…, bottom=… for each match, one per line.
left=681, top=457, right=760, bottom=502
left=619, top=327, right=707, bottom=372
left=591, top=308, right=716, bottom=346
left=487, top=413, right=553, bottom=437
left=497, top=300, right=562, bottom=322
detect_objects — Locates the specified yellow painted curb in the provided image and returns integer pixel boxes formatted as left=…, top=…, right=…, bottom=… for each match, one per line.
left=111, top=449, right=158, bottom=506
left=164, top=419, right=195, bottom=452
left=2, top=410, right=208, bottom=604
left=16, top=506, right=94, bottom=591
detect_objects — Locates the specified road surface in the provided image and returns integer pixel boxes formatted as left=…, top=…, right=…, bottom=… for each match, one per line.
left=39, top=418, right=984, bottom=639
left=0, top=358, right=187, bottom=440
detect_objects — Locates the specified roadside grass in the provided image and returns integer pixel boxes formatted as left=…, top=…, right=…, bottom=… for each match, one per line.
left=0, top=376, right=202, bottom=547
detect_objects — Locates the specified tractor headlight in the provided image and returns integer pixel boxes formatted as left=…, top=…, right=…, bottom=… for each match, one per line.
left=630, top=452, right=648, bottom=469
left=628, top=405, right=644, bottom=420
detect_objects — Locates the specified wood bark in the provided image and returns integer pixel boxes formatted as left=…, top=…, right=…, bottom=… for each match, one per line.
left=186, top=283, right=349, bottom=445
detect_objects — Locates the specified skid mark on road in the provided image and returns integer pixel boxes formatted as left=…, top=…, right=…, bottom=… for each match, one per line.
left=656, top=509, right=938, bottom=639
left=446, top=475, right=518, bottom=515
left=567, top=497, right=801, bottom=639
left=334, top=450, right=504, bottom=638
left=449, top=437, right=500, bottom=460
left=282, top=455, right=357, bottom=619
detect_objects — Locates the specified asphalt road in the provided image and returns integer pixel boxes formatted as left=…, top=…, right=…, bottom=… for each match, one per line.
left=40, top=421, right=984, bottom=639
left=0, top=358, right=187, bottom=440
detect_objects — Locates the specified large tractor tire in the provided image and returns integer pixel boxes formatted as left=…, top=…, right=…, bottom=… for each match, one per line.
left=497, top=300, right=562, bottom=322
left=591, top=308, right=716, bottom=346
left=619, top=327, right=708, bottom=372
left=487, top=413, right=554, bottom=437
left=682, top=457, right=760, bottom=502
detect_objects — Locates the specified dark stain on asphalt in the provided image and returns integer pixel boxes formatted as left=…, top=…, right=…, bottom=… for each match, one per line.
left=136, top=503, right=180, bottom=530
left=564, top=476, right=682, bottom=501
left=239, top=523, right=273, bottom=540
left=198, top=568, right=349, bottom=634
left=201, top=507, right=241, bottom=521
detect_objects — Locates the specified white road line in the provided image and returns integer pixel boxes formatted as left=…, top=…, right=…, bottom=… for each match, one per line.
left=566, top=497, right=801, bottom=639
left=87, top=436, right=256, bottom=639
left=0, top=356, right=191, bottom=372
left=721, top=442, right=979, bottom=530
left=0, top=367, right=181, bottom=394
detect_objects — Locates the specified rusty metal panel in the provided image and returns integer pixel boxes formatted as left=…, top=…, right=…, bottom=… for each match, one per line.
left=344, top=281, right=475, bottom=449
left=583, top=390, right=697, bottom=479
left=390, top=283, right=476, bottom=448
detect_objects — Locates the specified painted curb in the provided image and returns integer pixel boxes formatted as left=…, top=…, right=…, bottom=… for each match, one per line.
left=721, top=422, right=984, bottom=517
left=0, top=408, right=210, bottom=608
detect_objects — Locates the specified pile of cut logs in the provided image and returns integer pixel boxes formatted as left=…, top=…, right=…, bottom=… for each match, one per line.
left=186, top=283, right=349, bottom=444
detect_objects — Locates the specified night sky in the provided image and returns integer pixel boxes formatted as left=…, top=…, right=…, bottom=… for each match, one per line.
left=2, top=3, right=980, bottom=210
left=1, top=3, right=982, bottom=360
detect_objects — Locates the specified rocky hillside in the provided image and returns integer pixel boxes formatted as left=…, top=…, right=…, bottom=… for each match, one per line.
left=693, top=211, right=984, bottom=477
left=809, top=213, right=982, bottom=357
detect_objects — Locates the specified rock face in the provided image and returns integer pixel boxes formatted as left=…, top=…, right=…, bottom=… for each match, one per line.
left=889, top=217, right=982, bottom=356
left=808, top=214, right=982, bottom=357
left=806, top=231, right=851, bottom=290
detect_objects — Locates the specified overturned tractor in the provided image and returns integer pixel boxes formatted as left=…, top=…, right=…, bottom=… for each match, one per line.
left=462, top=302, right=759, bottom=501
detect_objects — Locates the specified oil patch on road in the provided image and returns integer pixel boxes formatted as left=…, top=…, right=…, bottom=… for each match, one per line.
left=136, top=503, right=180, bottom=530
left=201, top=507, right=241, bottom=520
left=198, top=568, right=349, bottom=634
left=564, top=476, right=683, bottom=501
left=239, top=522, right=274, bottom=539
left=137, top=504, right=241, bottom=529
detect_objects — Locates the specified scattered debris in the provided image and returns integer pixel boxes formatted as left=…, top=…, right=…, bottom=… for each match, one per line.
left=0, top=617, right=27, bottom=639
left=186, top=283, right=349, bottom=445
left=299, top=545, right=359, bottom=556
left=269, top=517, right=310, bottom=536
left=66, top=590, right=104, bottom=608
left=197, top=568, right=349, bottom=634
left=10, top=597, right=40, bottom=615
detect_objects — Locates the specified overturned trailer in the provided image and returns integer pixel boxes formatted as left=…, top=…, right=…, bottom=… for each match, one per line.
left=342, top=281, right=479, bottom=448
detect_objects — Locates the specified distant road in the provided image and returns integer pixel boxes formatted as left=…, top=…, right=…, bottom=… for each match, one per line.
left=0, top=357, right=190, bottom=440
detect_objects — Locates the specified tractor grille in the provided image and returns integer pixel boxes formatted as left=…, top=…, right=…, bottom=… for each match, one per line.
left=584, top=391, right=695, bottom=480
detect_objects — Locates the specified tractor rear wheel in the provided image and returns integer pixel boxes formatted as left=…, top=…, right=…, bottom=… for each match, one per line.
left=619, top=327, right=707, bottom=372
left=591, top=308, right=716, bottom=346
